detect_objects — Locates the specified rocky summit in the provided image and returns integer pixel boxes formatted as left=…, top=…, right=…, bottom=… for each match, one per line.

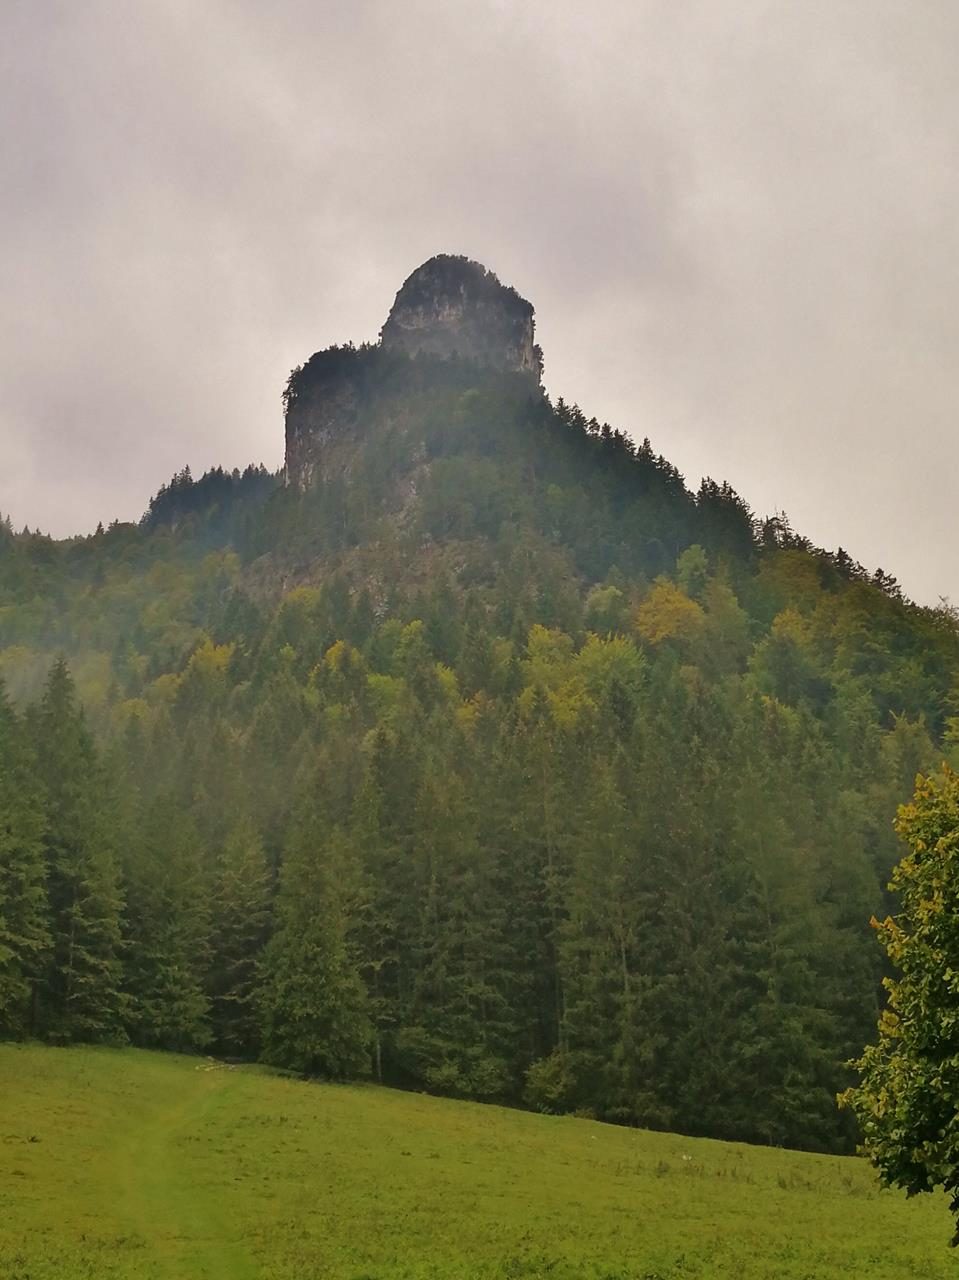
left=283, top=255, right=542, bottom=491
left=380, top=255, right=542, bottom=381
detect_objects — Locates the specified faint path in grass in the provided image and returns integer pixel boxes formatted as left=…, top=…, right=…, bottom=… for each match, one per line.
left=117, top=1063, right=259, bottom=1280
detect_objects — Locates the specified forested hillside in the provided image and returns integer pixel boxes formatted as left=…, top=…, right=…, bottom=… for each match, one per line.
left=2, top=348, right=957, bottom=1153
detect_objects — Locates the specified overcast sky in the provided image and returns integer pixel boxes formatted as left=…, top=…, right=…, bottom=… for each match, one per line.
left=2, top=1, right=956, bottom=604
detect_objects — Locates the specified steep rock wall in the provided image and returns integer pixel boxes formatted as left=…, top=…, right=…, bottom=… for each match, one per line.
left=284, top=255, right=541, bottom=490
left=283, top=348, right=361, bottom=491
left=380, top=255, right=542, bottom=382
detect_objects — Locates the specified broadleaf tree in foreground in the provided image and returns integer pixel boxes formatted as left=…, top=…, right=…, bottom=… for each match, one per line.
left=841, top=765, right=959, bottom=1242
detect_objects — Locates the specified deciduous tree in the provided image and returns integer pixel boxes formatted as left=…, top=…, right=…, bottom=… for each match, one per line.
left=841, top=765, right=959, bottom=1242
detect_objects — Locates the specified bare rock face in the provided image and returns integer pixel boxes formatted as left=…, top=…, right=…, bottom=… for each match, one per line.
left=283, top=346, right=362, bottom=491
left=380, top=255, right=542, bottom=382
left=284, top=255, right=542, bottom=490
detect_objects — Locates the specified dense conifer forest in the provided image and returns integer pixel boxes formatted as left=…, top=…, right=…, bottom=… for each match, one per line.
left=2, top=353, right=957, bottom=1153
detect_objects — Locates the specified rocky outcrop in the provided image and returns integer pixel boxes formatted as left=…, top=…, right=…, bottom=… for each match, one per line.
left=284, top=255, right=542, bottom=490
left=283, top=346, right=361, bottom=491
left=380, top=255, right=542, bottom=382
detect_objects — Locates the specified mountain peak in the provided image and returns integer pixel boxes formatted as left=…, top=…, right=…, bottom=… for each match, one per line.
left=284, top=255, right=543, bottom=490
left=380, top=255, right=542, bottom=382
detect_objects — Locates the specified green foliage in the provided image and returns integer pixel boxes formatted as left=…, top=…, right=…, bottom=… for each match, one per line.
left=841, top=766, right=959, bottom=1241
left=141, top=464, right=275, bottom=534
left=209, top=818, right=272, bottom=1056
left=676, top=543, right=709, bottom=599
left=0, top=678, right=49, bottom=1034
left=1, top=355, right=958, bottom=1155
left=123, top=802, right=211, bottom=1052
left=32, top=660, right=125, bottom=1042
left=257, top=822, right=371, bottom=1077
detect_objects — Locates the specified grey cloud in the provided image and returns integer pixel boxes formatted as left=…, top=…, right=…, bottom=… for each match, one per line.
left=1, top=0, right=956, bottom=603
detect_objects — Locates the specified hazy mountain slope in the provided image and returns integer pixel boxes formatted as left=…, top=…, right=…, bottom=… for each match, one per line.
left=1, top=258, right=957, bottom=1152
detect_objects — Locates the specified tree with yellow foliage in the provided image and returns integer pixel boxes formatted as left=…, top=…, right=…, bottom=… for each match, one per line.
left=842, top=766, right=959, bottom=1244
left=633, top=579, right=704, bottom=647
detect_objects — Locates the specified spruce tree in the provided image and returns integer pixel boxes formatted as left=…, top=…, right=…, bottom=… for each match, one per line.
left=257, top=818, right=371, bottom=1077
left=209, top=817, right=271, bottom=1056
left=0, top=679, right=49, bottom=1036
left=123, top=799, right=211, bottom=1051
left=398, top=763, right=513, bottom=1098
left=32, top=660, right=125, bottom=1042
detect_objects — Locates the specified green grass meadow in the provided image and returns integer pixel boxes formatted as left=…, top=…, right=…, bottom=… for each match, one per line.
left=0, top=1044, right=952, bottom=1279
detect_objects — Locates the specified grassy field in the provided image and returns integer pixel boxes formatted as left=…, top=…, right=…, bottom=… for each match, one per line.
left=0, top=1044, right=952, bottom=1279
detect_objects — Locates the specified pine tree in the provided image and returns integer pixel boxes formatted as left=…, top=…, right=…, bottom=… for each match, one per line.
left=257, top=816, right=371, bottom=1077
left=123, top=799, right=211, bottom=1051
left=396, top=762, right=513, bottom=1098
left=0, top=679, right=49, bottom=1035
left=350, top=722, right=422, bottom=1081
left=209, top=817, right=271, bottom=1056
left=32, top=660, right=125, bottom=1042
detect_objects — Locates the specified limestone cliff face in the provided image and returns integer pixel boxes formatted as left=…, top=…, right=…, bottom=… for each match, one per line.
left=284, top=255, right=541, bottom=491
left=283, top=347, right=360, bottom=491
left=380, top=255, right=542, bottom=382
